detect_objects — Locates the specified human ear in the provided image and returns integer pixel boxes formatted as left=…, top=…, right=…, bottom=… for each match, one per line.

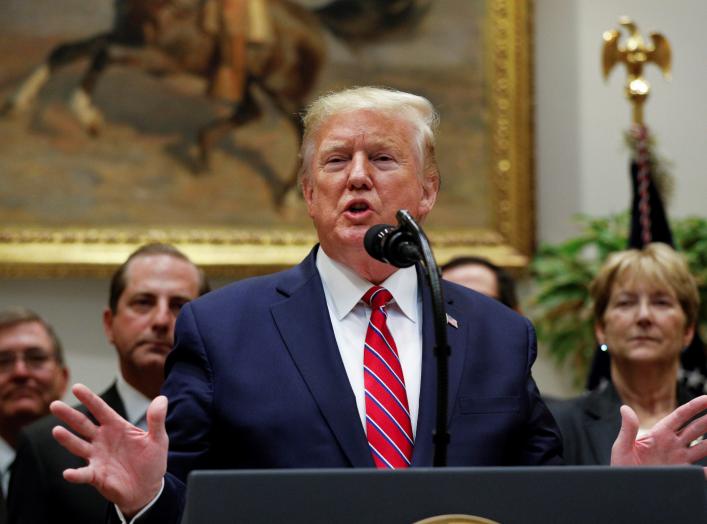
left=102, top=307, right=116, bottom=345
left=594, top=321, right=606, bottom=346
left=417, top=172, right=439, bottom=220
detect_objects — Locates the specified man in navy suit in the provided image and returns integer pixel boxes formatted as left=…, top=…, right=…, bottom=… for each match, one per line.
left=48, top=87, right=707, bottom=523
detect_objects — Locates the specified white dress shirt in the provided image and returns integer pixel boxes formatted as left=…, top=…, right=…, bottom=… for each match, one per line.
left=0, top=436, right=14, bottom=497
left=316, top=247, right=423, bottom=437
left=115, top=374, right=151, bottom=429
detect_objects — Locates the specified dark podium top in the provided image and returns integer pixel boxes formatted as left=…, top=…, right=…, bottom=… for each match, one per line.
left=183, top=466, right=707, bottom=524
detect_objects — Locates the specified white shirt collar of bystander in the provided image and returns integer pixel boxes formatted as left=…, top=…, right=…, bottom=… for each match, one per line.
left=116, top=374, right=152, bottom=428
left=0, top=436, right=14, bottom=496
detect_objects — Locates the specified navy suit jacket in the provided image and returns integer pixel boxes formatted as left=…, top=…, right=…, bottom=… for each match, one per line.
left=139, top=247, right=562, bottom=523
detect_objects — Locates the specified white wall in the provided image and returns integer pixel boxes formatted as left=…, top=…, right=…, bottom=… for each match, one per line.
left=535, top=0, right=581, bottom=244
left=536, top=0, right=707, bottom=244
left=2, top=0, right=705, bottom=401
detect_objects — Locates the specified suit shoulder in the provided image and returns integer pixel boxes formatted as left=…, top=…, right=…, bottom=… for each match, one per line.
left=188, top=262, right=314, bottom=312
left=545, top=394, right=589, bottom=424
left=19, top=413, right=59, bottom=444
left=19, top=383, right=118, bottom=446
left=19, top=402, right=90, bottom=445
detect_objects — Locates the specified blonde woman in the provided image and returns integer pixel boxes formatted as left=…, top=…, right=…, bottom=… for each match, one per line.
left=549, top=243, right=706, bottom=465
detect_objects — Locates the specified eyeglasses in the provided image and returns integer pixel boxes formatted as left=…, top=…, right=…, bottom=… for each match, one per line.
left=0, top=349, right=57, bottom=374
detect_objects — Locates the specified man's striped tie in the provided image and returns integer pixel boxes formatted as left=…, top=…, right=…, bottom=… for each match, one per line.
left=362, top=286, right=414, bottom=468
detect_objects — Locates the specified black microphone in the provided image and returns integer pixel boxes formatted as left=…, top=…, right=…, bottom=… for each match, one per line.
left=366, top=211, right=451, bottom=466
left=364, top=224, right=421, bottom=268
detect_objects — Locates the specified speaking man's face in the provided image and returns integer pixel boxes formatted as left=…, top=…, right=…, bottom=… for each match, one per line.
left=302, top=109, right=437, bottom=259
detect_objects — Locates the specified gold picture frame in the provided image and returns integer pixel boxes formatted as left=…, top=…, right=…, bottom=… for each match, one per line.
left=0, top=0, right=533, bottom=278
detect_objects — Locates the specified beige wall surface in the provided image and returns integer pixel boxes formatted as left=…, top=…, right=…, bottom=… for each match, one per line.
left=536, top=0, right=706, bottom=245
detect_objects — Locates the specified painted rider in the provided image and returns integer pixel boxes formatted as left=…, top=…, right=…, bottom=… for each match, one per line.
left=202, top=0, right=274, bottom=102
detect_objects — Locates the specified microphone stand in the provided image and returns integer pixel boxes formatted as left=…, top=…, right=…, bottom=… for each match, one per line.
left=395, top=210, right=450, bottom=467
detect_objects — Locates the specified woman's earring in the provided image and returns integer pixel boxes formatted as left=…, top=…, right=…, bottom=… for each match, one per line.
left=600, top=343, right=609, bottom=352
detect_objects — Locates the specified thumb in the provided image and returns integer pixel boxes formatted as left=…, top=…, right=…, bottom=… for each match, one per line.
left=611, top=404, right=640, bottom=464
left=146, top=395, right=168, bottom=441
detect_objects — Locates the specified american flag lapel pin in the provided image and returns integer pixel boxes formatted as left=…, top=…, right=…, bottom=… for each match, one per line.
left=446, top=313, right=458, bottom=329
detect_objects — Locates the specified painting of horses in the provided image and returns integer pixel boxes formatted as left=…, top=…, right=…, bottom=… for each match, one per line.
left=0, top=0, right=533, bottom=275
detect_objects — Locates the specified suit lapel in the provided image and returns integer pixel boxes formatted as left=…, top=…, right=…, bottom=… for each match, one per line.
left=80, top=382, right=127, bottom=425
left=101, top=382, right=127, bottom=419
left=584, top=384, right=622, bottom=464
left=412, top=280, right=468, bottom=466
left=271, top=251, right=373, bottom=467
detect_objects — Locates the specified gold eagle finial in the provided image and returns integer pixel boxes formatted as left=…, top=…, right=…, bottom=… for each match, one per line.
left=601, top=17, right=671, bottom=124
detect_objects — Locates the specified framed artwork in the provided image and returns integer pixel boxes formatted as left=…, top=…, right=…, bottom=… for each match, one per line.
left=0, top=0, right=533, bottom=277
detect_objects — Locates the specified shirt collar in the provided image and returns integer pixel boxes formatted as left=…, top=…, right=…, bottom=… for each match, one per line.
left=316, top=246, right=419, bottom=322
left=0, top=436, right=14, bottom=474
left=115, top=374, right=152, bottom=426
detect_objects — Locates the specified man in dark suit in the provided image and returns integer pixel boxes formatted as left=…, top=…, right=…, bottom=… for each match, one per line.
left=0, top=308, right=68, bottom=524
left=47, top=87, right=707, bottom=524
left=7, top=243, right=209, bottom=523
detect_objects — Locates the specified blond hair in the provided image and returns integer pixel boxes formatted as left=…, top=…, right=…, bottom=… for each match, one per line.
left=297, top=86, right=440, bottom=187
left=590, top=243, right=699, bottom=328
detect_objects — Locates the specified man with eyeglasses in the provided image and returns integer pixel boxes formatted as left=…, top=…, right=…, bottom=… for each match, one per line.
left=0, top=307, right=69, bottom=522
left=7, top=243, right=209, bottom=524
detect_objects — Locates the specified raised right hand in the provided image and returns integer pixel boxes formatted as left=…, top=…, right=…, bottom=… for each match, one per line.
left=611, top=395, right=707, bottom=477
left=50, top=383, right=169, bottom=517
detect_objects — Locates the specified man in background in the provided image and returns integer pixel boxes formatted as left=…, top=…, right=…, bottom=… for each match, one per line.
left=442, top=255, right=519, bottom=311
left=0, top=308, right=68, bottom=523
left=8, top=243, right=209, bottom=524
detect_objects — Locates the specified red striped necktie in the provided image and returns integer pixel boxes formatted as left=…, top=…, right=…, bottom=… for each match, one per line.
left=362, top=285, right=414, bottom=468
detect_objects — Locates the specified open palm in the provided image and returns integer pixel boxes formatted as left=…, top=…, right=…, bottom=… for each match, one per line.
left=611, top=396, right=707, bottom=475
left=51, top=383, right=169, bottom=516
